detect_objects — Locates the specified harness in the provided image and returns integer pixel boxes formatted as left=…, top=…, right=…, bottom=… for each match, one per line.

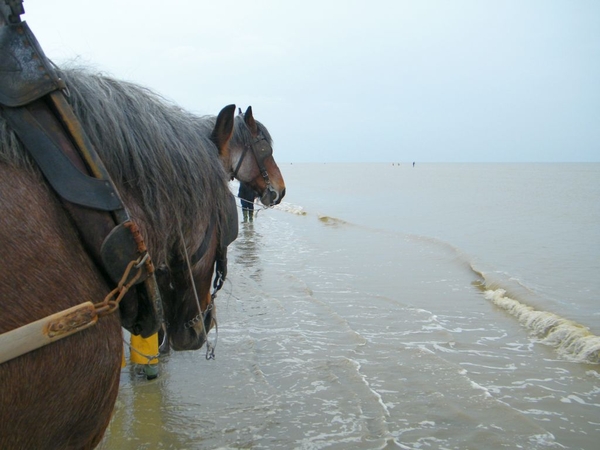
left=232, top=131, right=278, bottom=202
left=170, top=192, right=238, bottom=359
left=0, top=2, right=162, bottom=363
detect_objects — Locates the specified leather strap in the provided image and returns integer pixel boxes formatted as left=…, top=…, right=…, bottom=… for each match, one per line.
left=0, top=19, right=62, bottom=107
left=2, top=101, right=123, bottom=210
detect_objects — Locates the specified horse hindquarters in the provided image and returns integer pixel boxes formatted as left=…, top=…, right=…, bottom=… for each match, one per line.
left=0, top=164, right=122, bottom=449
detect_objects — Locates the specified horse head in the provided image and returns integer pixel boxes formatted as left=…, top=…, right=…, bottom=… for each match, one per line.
left=158, top=104, right=238, bottom=351
left=227, top=106, right=286, bottom=206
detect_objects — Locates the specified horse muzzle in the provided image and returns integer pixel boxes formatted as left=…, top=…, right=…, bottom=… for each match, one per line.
left=168, top=307, right=215, bottom=351
left=169, top=326, right=206, bottom=351
left=261, top=185, right=285, bottom=206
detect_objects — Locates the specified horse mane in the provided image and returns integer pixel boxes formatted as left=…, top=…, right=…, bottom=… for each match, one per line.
left=0, top=66, right=231, bottom=265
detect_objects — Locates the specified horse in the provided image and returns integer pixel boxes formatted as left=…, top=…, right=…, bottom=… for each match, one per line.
left=156, top=106, right=286, bottom=353
left=0, top=66, right=239, bottom=449
left=200, top=105, right=286, bottom=207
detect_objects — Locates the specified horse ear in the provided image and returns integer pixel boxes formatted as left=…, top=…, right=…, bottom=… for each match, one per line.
left=244, top=106, right=258, bottom=136
left=211, top=104, right=236, bottom=162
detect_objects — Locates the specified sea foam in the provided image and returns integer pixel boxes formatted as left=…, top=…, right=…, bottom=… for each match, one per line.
left=274, top=201, right=307, bottom=215
left=484, top=289, right=600, bottom=364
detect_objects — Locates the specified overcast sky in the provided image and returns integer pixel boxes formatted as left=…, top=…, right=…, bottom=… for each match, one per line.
left=21, top=0, right=600, bottom=163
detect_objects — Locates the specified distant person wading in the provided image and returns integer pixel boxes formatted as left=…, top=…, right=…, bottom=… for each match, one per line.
left=239, top=182, right=258, bottom=222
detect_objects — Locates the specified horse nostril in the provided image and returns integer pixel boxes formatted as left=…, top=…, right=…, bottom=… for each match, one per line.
left=272, top=188, right=285, bottom=205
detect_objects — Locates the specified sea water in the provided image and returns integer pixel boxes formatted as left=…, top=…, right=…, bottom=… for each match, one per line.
left=100, top=163, right=599, bottom=450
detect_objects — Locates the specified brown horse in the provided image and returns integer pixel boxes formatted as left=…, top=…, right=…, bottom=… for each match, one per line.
left=225, top=106, right=286, bottom=207
left=158, top=106, right=286, bottom=352
left=0, top=67, right=238, bottom=449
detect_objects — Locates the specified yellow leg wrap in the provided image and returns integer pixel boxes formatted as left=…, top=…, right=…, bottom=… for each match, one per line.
left=130, top=333, right=159, bottom=365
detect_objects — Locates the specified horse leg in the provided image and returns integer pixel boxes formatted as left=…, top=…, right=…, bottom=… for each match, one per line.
left=129, top=333, right=160, bottom=380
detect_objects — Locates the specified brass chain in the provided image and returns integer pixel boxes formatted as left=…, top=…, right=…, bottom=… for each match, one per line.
left=93, top=255, right=146, bottom=317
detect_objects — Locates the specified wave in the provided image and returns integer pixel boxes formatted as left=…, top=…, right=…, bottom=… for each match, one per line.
left=270, top=200, right=599, bottom=365
left=317, top=215, right=349, bottom=227
left=273, top=201, right=307, bottom=215
left=403, top=237, right=600, bottom=365
left=272, top=202, right=349, bottom=227
left=402, top=236, right=600, bottom=365
left=483, top=288, right=600, bottom=364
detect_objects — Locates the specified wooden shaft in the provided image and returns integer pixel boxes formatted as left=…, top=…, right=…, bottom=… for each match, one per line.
left=0, top=302, right=98, bottom=365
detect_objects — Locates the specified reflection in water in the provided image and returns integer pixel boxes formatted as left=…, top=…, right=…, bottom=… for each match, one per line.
left=233, top=222, right=263, bottom=282
left=100, top=217, right=270, bottom=449
left=99, top=370, right=182, bottom=449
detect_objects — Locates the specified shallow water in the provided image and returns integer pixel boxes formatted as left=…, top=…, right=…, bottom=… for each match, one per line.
left=100, top=163, right=599, bottom=449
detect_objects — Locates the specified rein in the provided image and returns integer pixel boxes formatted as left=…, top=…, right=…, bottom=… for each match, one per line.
left=178, top=223, right=219, bottom=360
left=168, top=192, right=237, bottom=359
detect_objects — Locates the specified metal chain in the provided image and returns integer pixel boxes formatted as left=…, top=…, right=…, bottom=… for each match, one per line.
left=122, top=337, right=160, bottom=364
left=93, top=255, right=146, bottom=317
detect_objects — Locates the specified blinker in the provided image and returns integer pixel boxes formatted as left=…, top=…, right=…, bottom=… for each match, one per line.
left=100, top=221, right=152, bottom=285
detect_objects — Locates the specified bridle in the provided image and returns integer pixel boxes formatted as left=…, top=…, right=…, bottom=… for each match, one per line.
left=161, top=193, right=238, bottom=359
left=231, top=131, right=279, bottom=203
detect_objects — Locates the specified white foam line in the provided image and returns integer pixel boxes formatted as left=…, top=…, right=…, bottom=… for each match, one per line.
left=484, top=289, right=600, bottom=364
left=345, top=357, right=391, bottom=417
left=274, top=201, right=307, bottom=215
